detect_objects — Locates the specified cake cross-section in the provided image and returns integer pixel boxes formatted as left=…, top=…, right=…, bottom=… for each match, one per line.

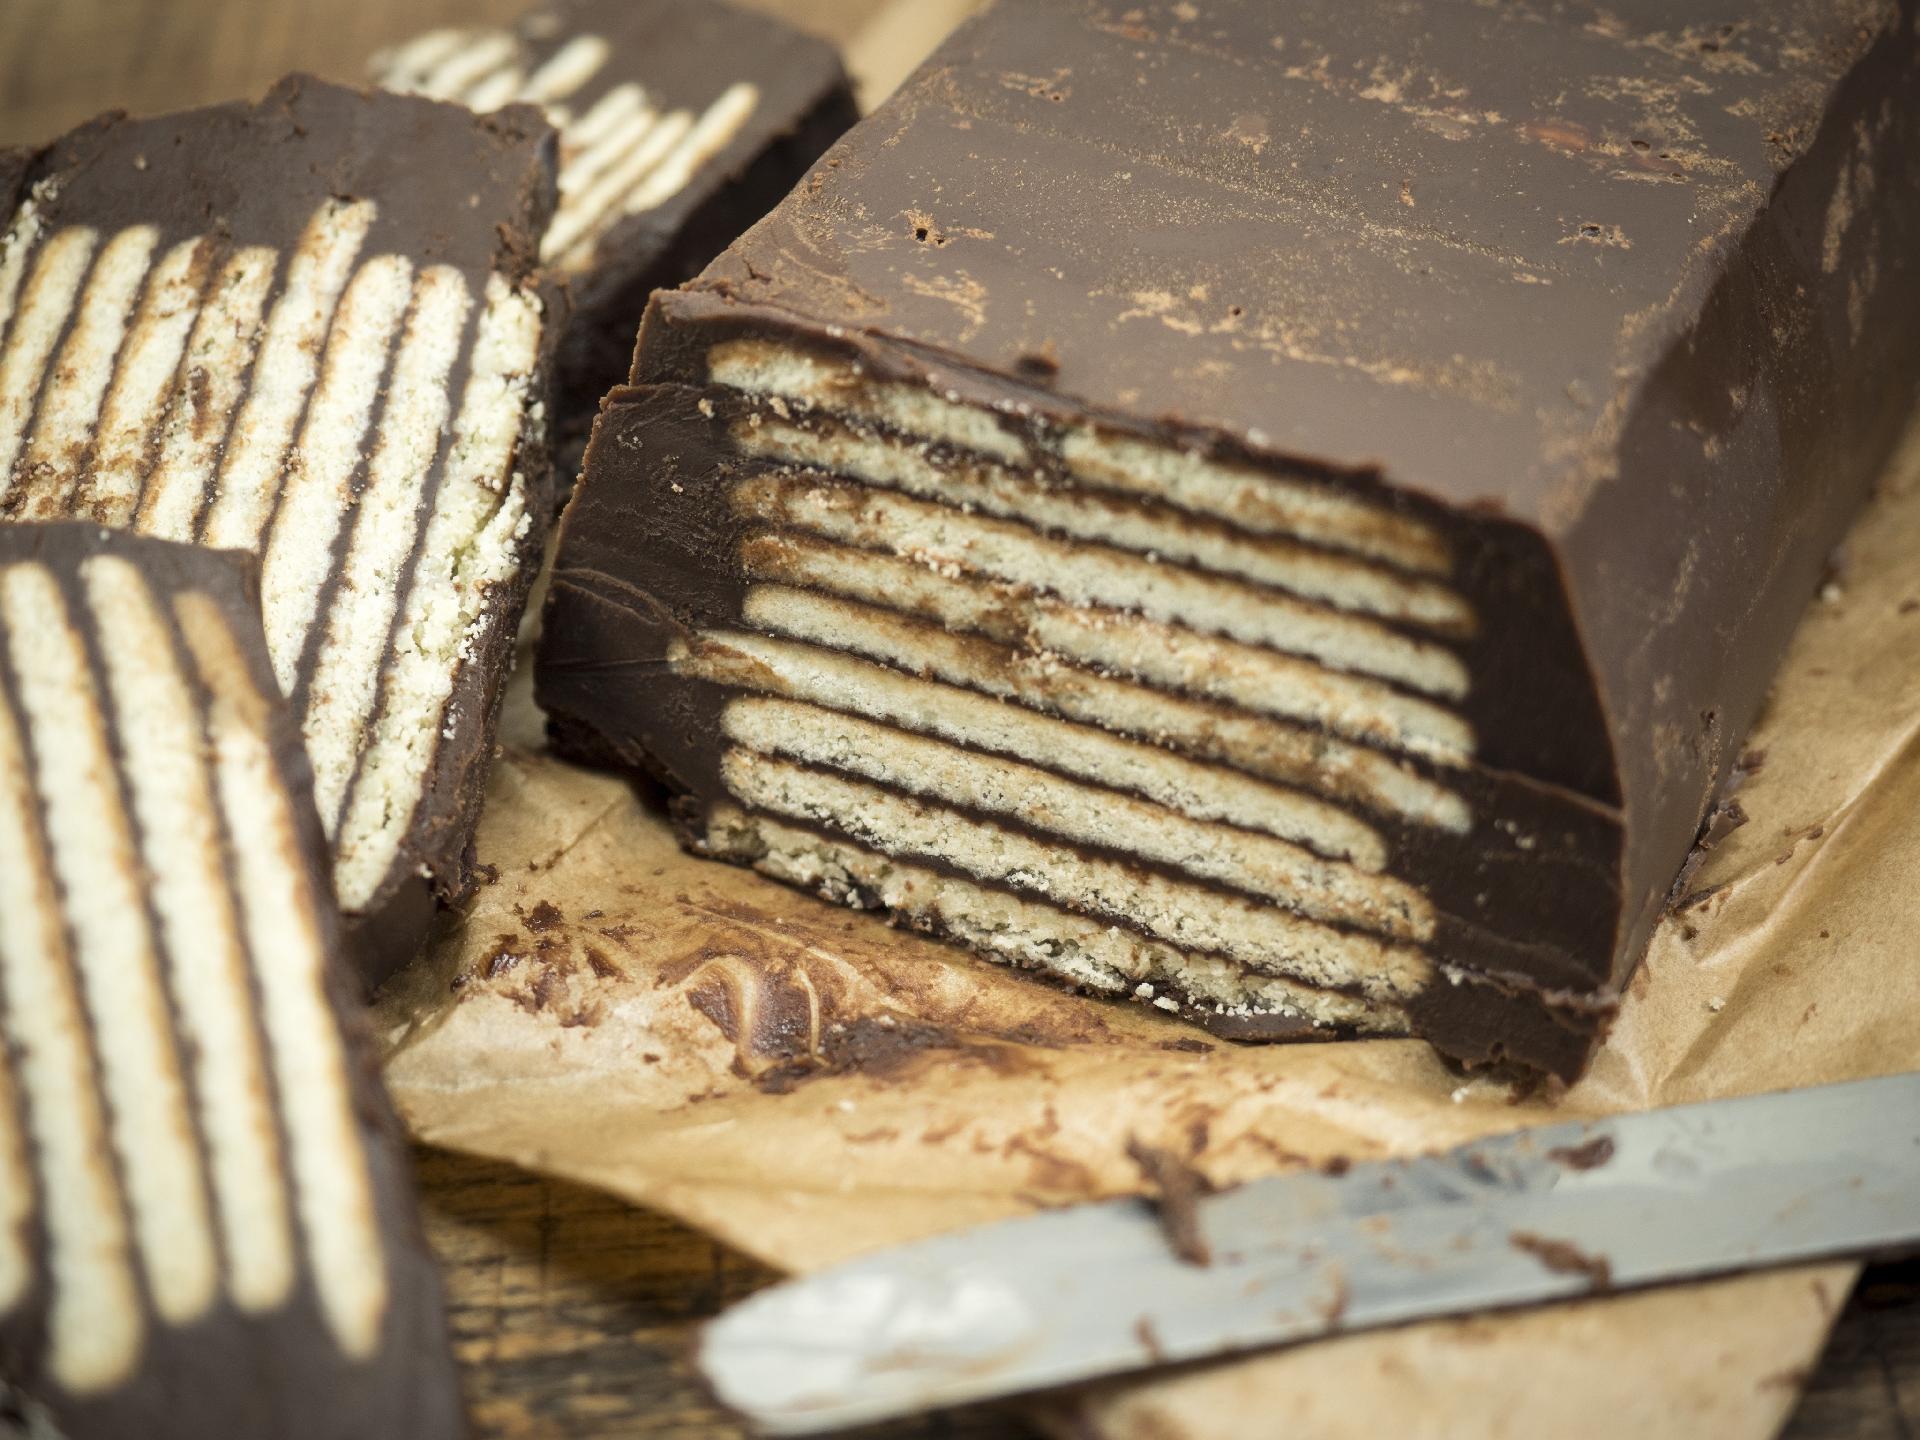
left=0, top=75, right=559, bottom=975
left=371, top=0, right=856, bottom=457
left=0, top=523, right=459, bottom=1439
left=537, top=0, right=1920, bottom=1079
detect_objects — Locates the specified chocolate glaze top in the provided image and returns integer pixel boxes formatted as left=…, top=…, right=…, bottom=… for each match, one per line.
left=12, top=73, right=556, bottom=279
left=680, top=0, right=1891, bottom=523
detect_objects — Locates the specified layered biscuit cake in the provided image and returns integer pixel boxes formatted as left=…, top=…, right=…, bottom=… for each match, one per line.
left=372, top=0, right=856, bottom=458
left=0, top=524, right=458, bottom=1439
left=0, top=76, right=559, bottom=973
left=538, top=0, right=1920, bottom=1078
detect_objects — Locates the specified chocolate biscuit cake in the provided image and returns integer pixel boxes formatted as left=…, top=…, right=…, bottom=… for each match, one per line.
left=0, top=76, right=559, bottom=976
left=371, top=0, right=856, bottom=459
left=0, top=523, right=459, bottom=1438
left=538, top=0, right=1920, bottom=1079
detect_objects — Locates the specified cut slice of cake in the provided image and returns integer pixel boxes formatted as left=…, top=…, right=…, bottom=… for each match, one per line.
left=0, top=75, right=559, bottom=977
left=537, top=0, right=1920, bottom=1080
left=371, top=0, right=856, bottom=462
left=0, top=522, right=459, bottom=1439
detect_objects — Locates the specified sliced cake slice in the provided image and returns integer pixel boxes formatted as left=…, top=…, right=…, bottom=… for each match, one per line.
left=371, top=0, right=856, bottom=461
left=0, top=75, right=560, bottom=978
left=537, top=0, right=1920, bottom=1080
left=0, top=522, right=460, bottom=1439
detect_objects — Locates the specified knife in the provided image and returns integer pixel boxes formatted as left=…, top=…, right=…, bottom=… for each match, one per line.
left=698, top=1072, right=1920, bottom=1434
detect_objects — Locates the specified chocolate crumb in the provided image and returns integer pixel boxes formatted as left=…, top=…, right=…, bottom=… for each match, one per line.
left=1700, top=797, right=1749, bottom=848
left=1133, top=1316, right=1168, bottom=1362
left=1015, top=339, right=1061, bottom=378
left=1315, top=1264, right=1351, bottom=1328
left=521, top=900, right=565, bottom=932
left=1546, top=1134, right=1615, bottom=1171
left=1510, top=1230, right=1612, bottom=1289
left=1126, top=1136, right=1214, bottom=1266
left=484, top=937, right=523, bottom=978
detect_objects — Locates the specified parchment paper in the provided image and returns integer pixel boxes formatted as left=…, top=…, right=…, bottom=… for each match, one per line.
left=376, top=418, right=1920, bottom=1438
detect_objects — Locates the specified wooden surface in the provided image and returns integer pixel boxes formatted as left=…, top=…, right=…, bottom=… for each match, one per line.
left=414, top=1145, right=1917, bottom=1440
left=416, top=1147, right=1032, bottom=1438
left=4, top=2, right=1915, bottom=1434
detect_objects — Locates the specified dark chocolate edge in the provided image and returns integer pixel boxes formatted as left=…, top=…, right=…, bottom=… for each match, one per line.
left=1568, top=9, right=1920, bottom=995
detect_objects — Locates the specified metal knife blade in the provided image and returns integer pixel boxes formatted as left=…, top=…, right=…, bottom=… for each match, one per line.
left=698, top=1073, right=1920, bottom=1435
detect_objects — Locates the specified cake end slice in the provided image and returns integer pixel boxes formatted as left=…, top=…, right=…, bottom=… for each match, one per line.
left=0, top=522, right=461, bottom=1439
left=0, top=75, right=563, bottom=980
left=371, top=0, right=858, bottom=468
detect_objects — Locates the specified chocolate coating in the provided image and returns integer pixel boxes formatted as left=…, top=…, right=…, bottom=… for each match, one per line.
left=15, top=74, right=553, bottom=272
left=540, top=0, right=1920, bottom=1077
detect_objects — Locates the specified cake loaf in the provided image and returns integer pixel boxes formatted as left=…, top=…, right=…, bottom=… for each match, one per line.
left=0, top=76, right=559, bottom=978
left=0, top=524, right=459, bottom=1439
left=538, top=0, right=1920, bottom=1079
left=372, top=0, right=856, bottom=460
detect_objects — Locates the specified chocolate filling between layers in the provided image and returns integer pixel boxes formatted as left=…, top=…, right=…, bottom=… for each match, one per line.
left=542, top=377, right=1631, bottom=1071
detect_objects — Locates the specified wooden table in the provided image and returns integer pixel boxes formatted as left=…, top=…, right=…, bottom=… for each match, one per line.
left=4, top=2, right=1915, bottom=1433
left=415, top=1145, right=1915, bottom=1440
left=414, top=1147, right=1031, bottom=1437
